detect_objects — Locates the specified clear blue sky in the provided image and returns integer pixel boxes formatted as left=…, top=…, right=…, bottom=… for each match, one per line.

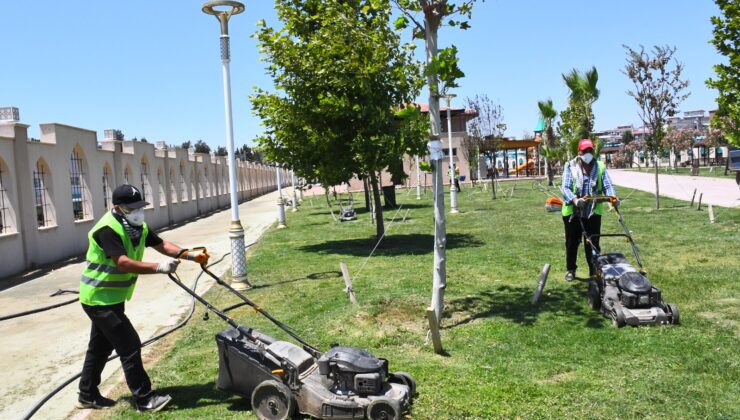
left=1, top=0, right=722, bottom=149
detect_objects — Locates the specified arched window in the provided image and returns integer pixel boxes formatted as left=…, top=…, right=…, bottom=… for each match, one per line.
left=140, top=157, right=152, bottom=208
left=70, top=146, right=92, bottom=221
left=157, top=166, right=166, bottom=207
left=0, top=158, right=17, bottom=234
left=169, top=166, right=178, bottom=204
left=202, top=167, right=210, bottom=198
left=190, top=169, right=197, bottom=200
left=180, top=161, right=188, bottom=202
left=124, top=165, right=132, bottom=185
left=102, top=163, right=112, bottom=211
left=34, top=159, right=56, bottom=228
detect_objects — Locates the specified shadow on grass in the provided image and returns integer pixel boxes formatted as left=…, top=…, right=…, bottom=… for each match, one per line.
left=298, top=233, right=484, bottom=257
left=443, top=285, right=607, bottom=328
left=156, top=382, right=250, bottom=412
left=251, top=271, right=342, bottom=290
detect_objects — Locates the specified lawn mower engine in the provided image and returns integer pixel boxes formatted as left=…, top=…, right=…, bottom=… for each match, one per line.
left=216, top=327, right=414, bottom=419
left=589, top=253, right=679, bottom=328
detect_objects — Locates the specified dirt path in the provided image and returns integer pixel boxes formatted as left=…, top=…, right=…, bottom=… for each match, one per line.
left=0, top=189, right=302, bottom=419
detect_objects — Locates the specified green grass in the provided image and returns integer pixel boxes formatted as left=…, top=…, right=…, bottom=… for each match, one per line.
left=626, top=165, right=737, bottom=179
left=98, top=182, right=740, bottom=419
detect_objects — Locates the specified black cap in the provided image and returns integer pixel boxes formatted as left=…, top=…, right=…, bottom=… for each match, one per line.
left=112, top=184, right=149, bottom=209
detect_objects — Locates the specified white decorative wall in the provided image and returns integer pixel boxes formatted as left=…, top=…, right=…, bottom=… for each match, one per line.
left=0, top=120, right=289, bottom=280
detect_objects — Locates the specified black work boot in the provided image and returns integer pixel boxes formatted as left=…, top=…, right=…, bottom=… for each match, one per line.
left=136, top=393, right=172, bottom=412
left=76, top=394, right=117, bottom=409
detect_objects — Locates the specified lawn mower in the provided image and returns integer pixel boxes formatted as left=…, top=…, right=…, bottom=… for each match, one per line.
left=573, top=196, right=680, bottom=328
left=339, top=195, right=357, bottom=222
left=169, top=249, right=415, bottom=419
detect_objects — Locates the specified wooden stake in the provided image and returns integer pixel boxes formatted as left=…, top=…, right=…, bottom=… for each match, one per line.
left=690, top=188, right=697, bottom=207
left=425, top=307, right=444, bottom=354
left=697, top=193, right=703, bottom=211
left=339, top=261, right=357, bottom=305
left=708, top=204, right=715, bottom=224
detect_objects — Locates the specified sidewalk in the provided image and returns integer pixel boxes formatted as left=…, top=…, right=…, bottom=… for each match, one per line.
left=609, top=169, right=740, bottom=208
left=0, top=190, right=288, bottom=420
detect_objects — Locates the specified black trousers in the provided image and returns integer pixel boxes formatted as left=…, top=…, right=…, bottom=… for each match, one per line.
left=79, top=302, right=152, bottom=403
left=563, top=214, right=601, bottom=275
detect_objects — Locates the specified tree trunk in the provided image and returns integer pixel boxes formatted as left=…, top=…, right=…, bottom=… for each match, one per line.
left=424, top=19, right=447, bottom=325
left=654, top=156, right=660, bottom=209
left=476, top=146, right=482, bottom=186
left=369, top=172, right=384, bottom=241
left=491, top=147, right=497, bottom=199
left=725, top=149, right=730, bottom=176
left=363, top=177, right=371, bottom=211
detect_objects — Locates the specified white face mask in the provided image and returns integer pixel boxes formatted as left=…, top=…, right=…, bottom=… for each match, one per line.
left=124, top=208, right=146, bottom=226
left=581, top=153, right=594, bottom=164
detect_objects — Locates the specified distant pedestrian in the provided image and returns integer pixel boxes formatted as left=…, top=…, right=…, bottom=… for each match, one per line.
left=453, top=164, right=461, bottom=192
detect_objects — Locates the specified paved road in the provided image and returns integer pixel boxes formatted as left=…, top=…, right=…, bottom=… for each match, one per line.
left=609, top=169, right=740, bottom=208
left=0, top=189, right=298, bottom=420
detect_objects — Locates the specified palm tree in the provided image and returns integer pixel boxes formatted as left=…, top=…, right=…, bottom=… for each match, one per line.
left=537, top=99, right=558, bottom=186
left=562, top=66, right=600, bottom=145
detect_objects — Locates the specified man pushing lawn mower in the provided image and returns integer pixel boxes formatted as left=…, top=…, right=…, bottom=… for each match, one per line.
left=77, top=184, right=207, bottom=412
left=561, top=139, right=618, bottom=281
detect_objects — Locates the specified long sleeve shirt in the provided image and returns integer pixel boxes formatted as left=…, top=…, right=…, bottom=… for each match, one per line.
left=562, top=159, right=616, bottom=215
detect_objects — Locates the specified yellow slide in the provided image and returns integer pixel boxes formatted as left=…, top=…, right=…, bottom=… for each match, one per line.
left=508, top=160, right=534, bottom=175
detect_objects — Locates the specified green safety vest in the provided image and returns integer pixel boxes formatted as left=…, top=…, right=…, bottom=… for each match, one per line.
left=562, top=160, right=606, bottom=217
left=79, top=211, right=149, bottom=306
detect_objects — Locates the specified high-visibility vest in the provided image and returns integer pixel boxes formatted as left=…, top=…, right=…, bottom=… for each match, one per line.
left=562, top=160, right=605, bottom=217
left=79, top=211, right=148, bottom=306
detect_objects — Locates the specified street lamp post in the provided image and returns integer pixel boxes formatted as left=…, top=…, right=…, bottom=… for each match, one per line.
left=415, top=156, right=421, bottom=199
left=445, top=94, right=459, bottom=214
left=276, top=165, right=287, bottom=228
left=290, top=170, right=298, bottom=212
left=202, top=1, right=250, bottom=289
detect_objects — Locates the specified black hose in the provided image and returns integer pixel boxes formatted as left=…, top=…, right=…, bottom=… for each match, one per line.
left=0, top=297, right=80, bottom=322
left=20, top=253, right=230, bottom=420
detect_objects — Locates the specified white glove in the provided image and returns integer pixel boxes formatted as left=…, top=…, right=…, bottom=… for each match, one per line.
left=156, top=258, right=180, bottom=274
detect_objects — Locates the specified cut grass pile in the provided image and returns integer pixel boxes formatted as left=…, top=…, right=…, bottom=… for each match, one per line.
left=98, top=180, right=739, bottom=419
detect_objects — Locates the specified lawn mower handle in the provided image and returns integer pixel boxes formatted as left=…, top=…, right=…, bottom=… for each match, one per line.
left=187, top=251, right=322, bottom=358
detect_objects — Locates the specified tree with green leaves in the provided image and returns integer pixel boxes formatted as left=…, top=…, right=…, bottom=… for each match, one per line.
left=181, top=140, right=192, bottom=150
left=558, top=67, right=600, bottom=156
left=537, top=99, right=558, bottom=186
left=706, top=0, right=739, bottom=148
left=392, top=0, right=483, bottom=333
left=251, top=0, right=425, bottom=240
left=623, top=45, right=690, bottom=209
left=215, top=146, right=228, bottom=157
left=194, top=139, right=211, bottom=154
left=621, top=130, right=635, bottom=168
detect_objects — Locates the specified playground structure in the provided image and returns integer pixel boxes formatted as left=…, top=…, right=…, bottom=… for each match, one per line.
left=483, top=137, right=544, bottom=179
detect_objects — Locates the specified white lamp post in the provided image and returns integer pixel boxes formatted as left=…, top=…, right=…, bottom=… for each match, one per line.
left=275, top=165, right=287, bottom=228
left=202, top=0, right=250, bottom=289
left=445, top=94, right=459, bottom=214
left=415, top=156, right=421, bottom=199
left=291, top=170, right=298, bottom=212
